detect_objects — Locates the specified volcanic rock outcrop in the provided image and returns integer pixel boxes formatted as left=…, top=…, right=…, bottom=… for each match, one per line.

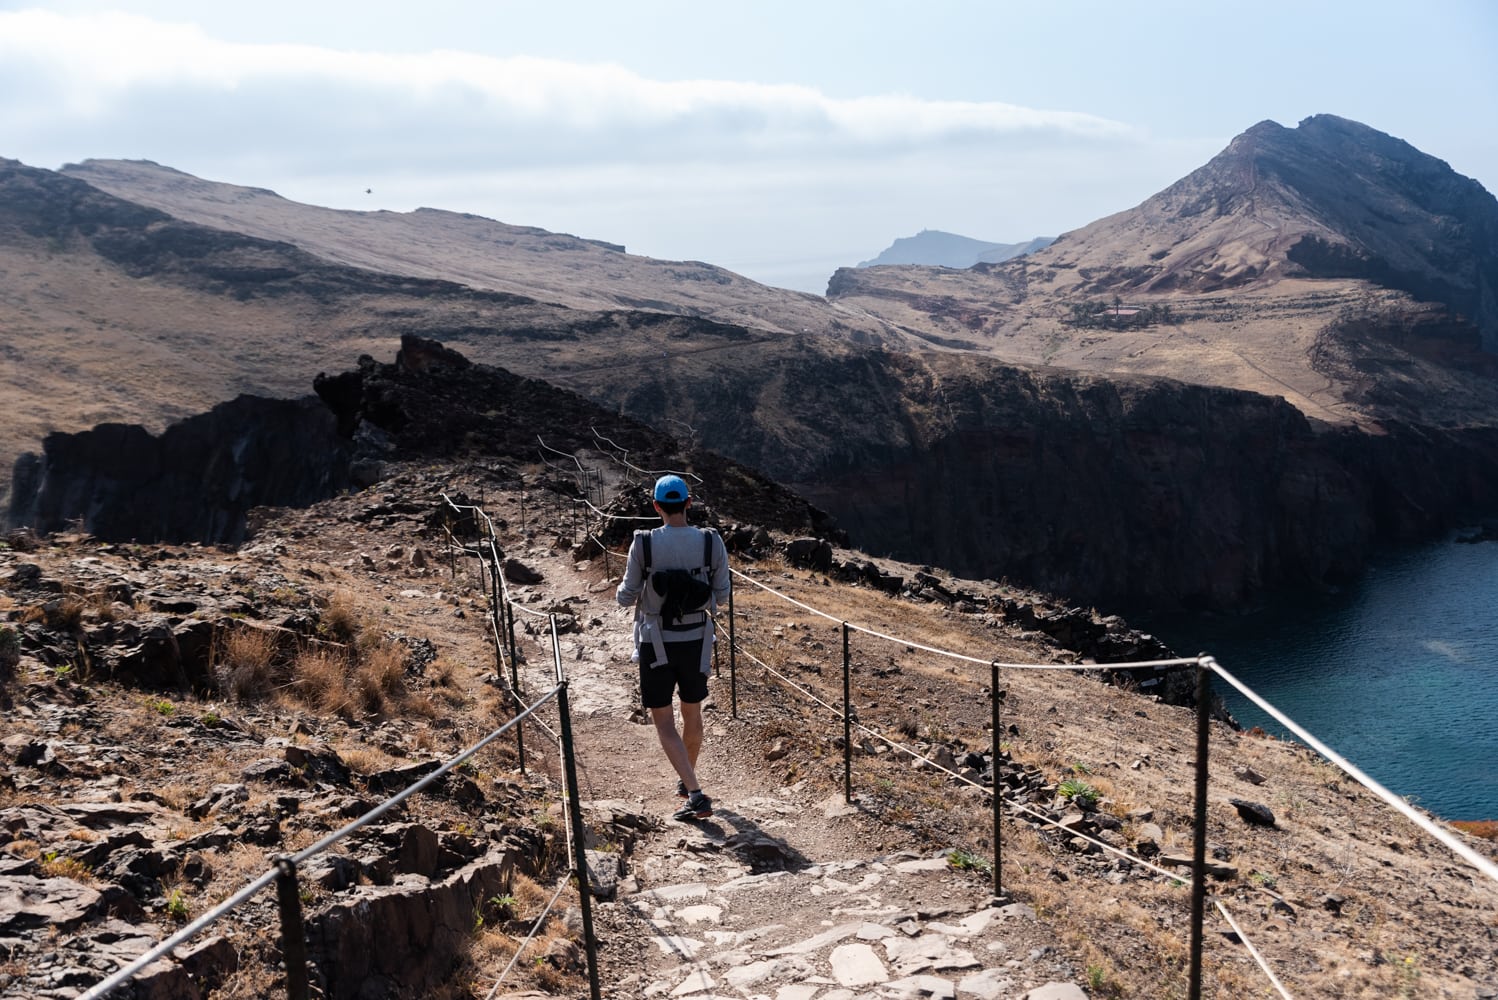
left=9, top=396, right=350, bottom=545
left=8, top=335, right=843, bottom=548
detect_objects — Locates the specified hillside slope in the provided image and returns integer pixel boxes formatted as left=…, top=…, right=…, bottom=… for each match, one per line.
left=828, top=116, right=1498, bottom=427
left=3, top=446, right=1495, bottom=999
left=857, top=230, right=1053, bottom=268
left=60, top=158, right=924, bottom=348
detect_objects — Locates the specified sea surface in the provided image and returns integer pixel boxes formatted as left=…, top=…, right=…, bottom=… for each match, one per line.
left=1146, top=534, right=1498, bottom=821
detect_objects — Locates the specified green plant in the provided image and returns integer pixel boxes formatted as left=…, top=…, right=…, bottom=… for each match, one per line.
left=40, top=853, right=92, bottom=881
left=166, top=889, right=189, bottom=922
left=947, top=848, right=992, bottom=875
left=146, top=697, right=175, bottom=716
left=200, top=710, right=221, bottom=727
left=1389, top=952, right=1421, bottom=997
left=1058, top=777, right=1100, bottom=807
left=1068, top=761, right=1093, bottom=775
left=1087, top=965, right=1107, bottom=991
left=1249, top=871, right=1277, bottom=890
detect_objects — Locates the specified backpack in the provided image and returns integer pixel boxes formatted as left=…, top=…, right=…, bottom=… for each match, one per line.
left=640, top=528, right=716, bottom=629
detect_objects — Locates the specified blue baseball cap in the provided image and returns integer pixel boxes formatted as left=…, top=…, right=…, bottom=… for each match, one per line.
left=653, top=474, right=690, bottom=503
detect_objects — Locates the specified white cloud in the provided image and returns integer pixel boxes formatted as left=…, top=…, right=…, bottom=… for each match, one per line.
left=0, top=10, right=1135, bottom=165
left=0, top=9, right=1185, bottom=291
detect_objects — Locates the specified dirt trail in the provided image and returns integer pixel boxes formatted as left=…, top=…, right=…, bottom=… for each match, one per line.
left=489, top=538, right=1092, bottom=1000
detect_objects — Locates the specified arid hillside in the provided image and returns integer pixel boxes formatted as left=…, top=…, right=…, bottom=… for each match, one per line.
left=8, top=116, right=1498, bottom=610
left=60, top=158, right=922, bottom=348
left=828, top=115, right=1498, bottom=429
left=3, top=438, right=1496, bottom=999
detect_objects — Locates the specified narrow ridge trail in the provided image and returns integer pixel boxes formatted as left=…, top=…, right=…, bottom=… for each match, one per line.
left=496, top=537, right=1092, bottom=1000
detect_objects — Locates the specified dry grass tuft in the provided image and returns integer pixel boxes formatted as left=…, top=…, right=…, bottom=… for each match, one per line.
left=318, top=589, right=360, bottom=643
left=338, top=745, right=399, bottom=775
left=293, top=647, right=351, bottom=715
left=1452, top=819, right=1498, bottom=841
left=215, top=627, right=279, bottom=701
left=353, top=640, right=408, bottom=717
left=40, top=854, right=95, bottom=882
left=287, top=637, right=411, bottom=719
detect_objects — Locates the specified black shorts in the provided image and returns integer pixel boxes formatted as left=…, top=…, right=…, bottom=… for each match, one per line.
left=639, top=639, right=708, bottom=710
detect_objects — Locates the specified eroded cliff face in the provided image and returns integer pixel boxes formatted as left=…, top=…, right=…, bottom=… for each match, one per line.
left=572, top=345, right=1498, bottom=610
left=786, top=365, right=1378, bottom=610
left=14, top=336, right=1498, bottom=610
left=8, top=337, right=843, bottom=546
left=9, top=396, right=351, bottom=544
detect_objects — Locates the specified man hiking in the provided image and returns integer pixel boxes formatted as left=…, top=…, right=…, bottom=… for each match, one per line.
left=616, top=474, right=731, bottom=821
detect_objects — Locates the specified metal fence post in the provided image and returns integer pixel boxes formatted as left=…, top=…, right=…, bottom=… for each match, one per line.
left=1188, top=658, right=1212, bottom=1000
left=991, top=661, right=1002, bottom=899
left=506, top=598, right=526, bottom=774
left=842, top=621, right=852, bottom=804
left=552, top=618, right=602, bottom=1000
left=274, top=857, right=311, bottom=1000
left=728, top=574, right=738, bottom=720
left=485, top=545, right=505, bottom=681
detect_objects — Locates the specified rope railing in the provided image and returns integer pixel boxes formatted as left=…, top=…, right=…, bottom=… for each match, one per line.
left=1204, top=656, right=1498, bottom=887
left=536, top=435, right=590, bottom=475
left=482, top=875, right=573, bottom=1000
left=78, top=687, right=564, bottom=1000
left=732, top=638, right=1291, bottom=995
left=439, top=492, right=603, bottom=999
left=728, top=557, right=1498, bottom=998
left=589, top=427, right=704, bottom=484
left=736, top=566, right=1498, bottom=875
left=730, top=565, right=1198, bottom=671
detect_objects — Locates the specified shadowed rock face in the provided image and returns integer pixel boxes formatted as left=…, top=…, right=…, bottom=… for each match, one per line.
left=570, top=344, right=1498, bottom=610
left=9, top=396, right=352, bottom=544
left=8, top=335, right=842, bottom=547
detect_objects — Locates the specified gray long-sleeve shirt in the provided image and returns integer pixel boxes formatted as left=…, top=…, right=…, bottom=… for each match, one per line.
left=616, top=525, right=731, bottom=669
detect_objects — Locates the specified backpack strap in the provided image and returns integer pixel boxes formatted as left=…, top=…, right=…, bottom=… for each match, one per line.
left=639, top=529, right=653, bottom=578
left=701, top=528, right=712, bottom=577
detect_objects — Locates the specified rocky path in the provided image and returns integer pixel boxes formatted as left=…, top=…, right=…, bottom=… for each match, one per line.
left=499, top=544, right=1093, bottom=1000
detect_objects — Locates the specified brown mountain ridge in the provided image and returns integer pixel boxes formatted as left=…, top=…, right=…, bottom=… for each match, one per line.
left=828, top=114, right=1498, bottom=427
left=6, top=115, right=1498, bottom=609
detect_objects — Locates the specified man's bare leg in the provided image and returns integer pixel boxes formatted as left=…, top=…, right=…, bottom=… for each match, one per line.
left=680, top=700, right=704, bottom=772
left=650, top=705, right=700, bottom=791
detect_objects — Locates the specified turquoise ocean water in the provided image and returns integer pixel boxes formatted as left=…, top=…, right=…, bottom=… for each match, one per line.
left=1147, top=535, right=1498, bottom=821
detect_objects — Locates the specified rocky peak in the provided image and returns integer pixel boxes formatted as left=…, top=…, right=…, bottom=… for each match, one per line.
left=1095, top=115, right=1498, bottom=342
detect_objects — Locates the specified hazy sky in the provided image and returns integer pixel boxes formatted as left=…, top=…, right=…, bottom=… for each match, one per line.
left=3, top=1, right=1495, bottom=292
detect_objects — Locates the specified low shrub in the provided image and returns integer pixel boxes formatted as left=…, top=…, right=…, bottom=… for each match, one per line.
left=215, top=627, right=279, bottom=701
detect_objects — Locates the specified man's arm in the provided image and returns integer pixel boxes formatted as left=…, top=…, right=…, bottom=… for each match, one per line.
left=616, top=532, right=646, bottom=607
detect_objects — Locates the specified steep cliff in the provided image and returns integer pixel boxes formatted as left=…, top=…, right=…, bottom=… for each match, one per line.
left=8, top=337, right=841, bottom=546
left=566, top=343, right=1498, bottom=610
left=9, top=396, right=351, bottom=544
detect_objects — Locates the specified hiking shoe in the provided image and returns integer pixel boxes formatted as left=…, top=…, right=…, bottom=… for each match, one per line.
left=673, top=791, right=712, bottom=821
left=675, top=779, right=689, bottom=799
